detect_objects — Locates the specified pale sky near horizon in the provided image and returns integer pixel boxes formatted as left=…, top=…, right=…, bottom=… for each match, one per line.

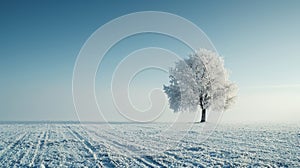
left=1, top=0, right=299, bottom=123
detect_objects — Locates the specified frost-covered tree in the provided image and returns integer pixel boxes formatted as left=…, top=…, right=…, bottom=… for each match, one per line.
left=164, top=49, right=237, bottom=122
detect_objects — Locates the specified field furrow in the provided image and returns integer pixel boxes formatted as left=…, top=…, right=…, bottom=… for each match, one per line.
left=0, top=123, right=298, bottom=167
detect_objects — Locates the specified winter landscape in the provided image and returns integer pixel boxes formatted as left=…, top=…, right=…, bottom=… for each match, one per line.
left=2, top=1, right=300, bottom=167
left=0, top=122, right=299, bottom=167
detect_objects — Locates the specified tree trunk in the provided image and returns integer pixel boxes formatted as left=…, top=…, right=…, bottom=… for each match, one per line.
left=200, top=109, right=206, bottom=122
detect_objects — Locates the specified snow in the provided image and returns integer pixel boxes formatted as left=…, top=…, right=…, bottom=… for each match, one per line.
left=164, top=49, right=237, bottom=114
left=0, top=122, right=298, bottom=167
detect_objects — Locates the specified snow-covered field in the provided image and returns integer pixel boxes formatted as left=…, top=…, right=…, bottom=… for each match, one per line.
left=0, top=122, right=299, bottom=167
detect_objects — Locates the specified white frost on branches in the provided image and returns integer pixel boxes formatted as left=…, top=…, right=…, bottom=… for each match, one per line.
left=164, top=49, right=238, bottom=113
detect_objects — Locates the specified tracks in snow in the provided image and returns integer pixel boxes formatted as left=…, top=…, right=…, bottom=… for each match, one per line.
left=68, top=126, right=97, bottom=159
left=0, top=132, right=27, bottom=166
left=29, top=130, right=46, bottom=167
left=0, top=124, right=204, bottom=167
left=0, top=123, right=298, bottom=167
left=85, top=125, right=170, bottom=167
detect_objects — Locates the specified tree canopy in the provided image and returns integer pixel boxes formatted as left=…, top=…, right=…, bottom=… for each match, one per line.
left=164, top=49, right=237, bottom=116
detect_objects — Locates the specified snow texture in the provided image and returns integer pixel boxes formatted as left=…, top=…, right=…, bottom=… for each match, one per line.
left=164, top=49, right=238, bottom=113
left=0, top=122, right=298, bottom=167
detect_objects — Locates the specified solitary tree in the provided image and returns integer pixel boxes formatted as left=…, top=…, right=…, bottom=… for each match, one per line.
left=164, top=49, right=237, bottom=122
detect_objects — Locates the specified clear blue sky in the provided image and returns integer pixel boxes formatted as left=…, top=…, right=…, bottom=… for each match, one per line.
left=1, top=0, right=299, bottom=122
